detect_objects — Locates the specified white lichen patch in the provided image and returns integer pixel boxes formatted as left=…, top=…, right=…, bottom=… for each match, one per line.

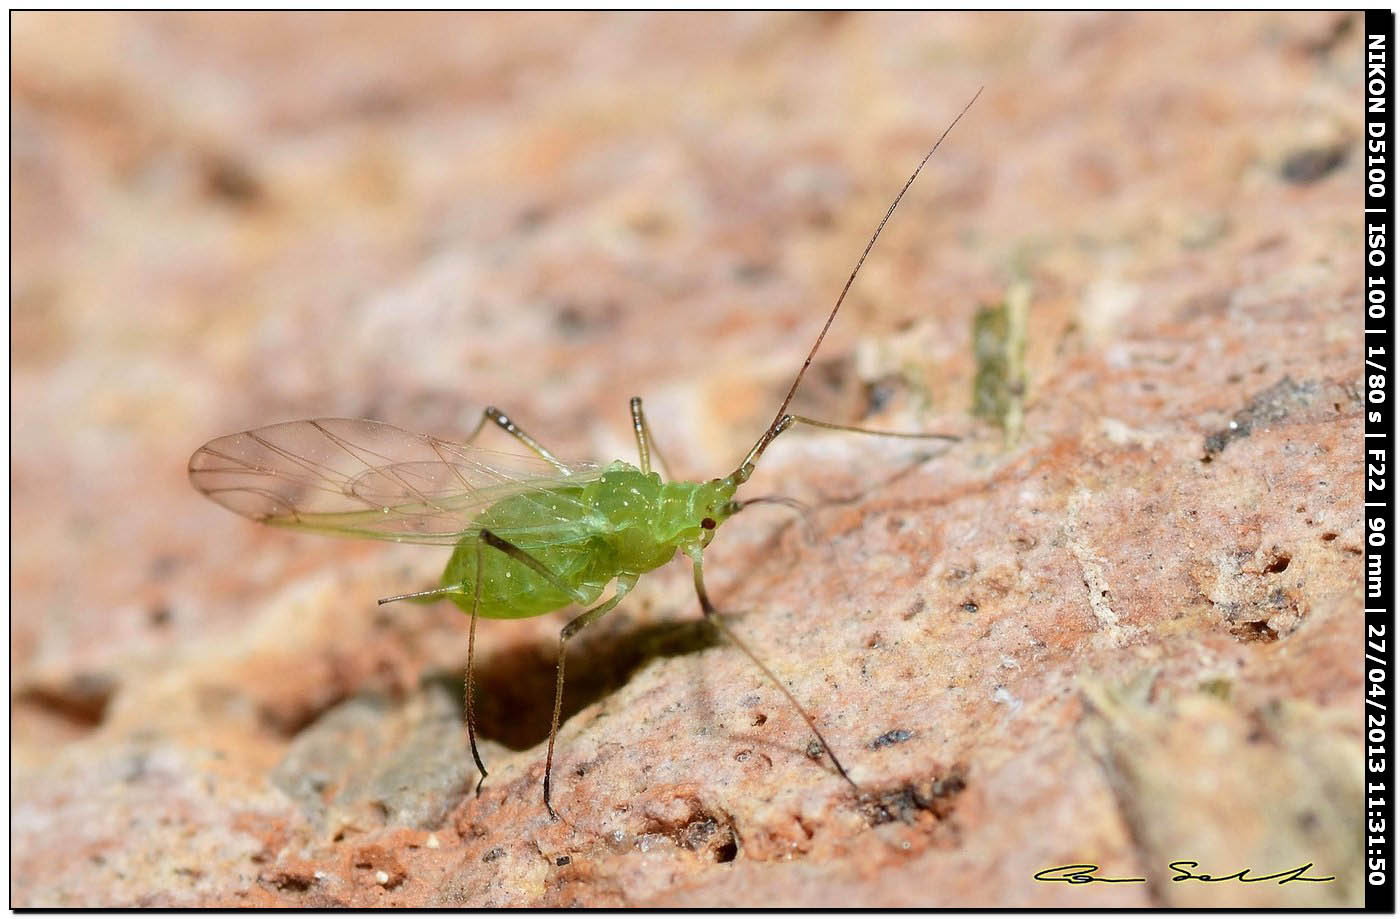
left=1065, top=490, right=1142, bottom=647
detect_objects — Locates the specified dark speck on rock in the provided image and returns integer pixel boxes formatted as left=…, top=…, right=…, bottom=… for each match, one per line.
left=1279, top=145, right=1346, bottom=184
left=869, top=729, right=913, bottom=750
left=732, top=260, right=774, bottom=283
left=201, top=153, right=263, bottom=205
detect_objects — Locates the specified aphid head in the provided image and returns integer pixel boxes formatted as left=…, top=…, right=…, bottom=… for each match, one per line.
left=694, top=477, right=742, bottom=548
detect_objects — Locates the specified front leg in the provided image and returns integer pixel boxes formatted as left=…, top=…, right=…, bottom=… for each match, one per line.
left=687, top=548, right=857, bottom=790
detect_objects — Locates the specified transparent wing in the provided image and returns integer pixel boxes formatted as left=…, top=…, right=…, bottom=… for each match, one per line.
left=188, top=418, right=601, bottom=545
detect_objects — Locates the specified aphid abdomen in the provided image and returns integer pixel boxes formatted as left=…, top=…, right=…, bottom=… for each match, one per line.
left=441, top=483, right=611, bottom=620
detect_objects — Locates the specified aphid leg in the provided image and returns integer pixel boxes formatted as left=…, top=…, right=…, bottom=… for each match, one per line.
left=543, top=576, right=637, bottom=820
left=475, top=529, right=628, bottom=819
left=630, top=397, right=651, bottom=475
left=463, top=536, right=490, bottom=797
left=377, top=584, right=462, bottom=604
left=463, top=406, right=570, bottom=473
left=686, top=549, right=858, bottom=791
left=629, top=396, right=674, bottom=481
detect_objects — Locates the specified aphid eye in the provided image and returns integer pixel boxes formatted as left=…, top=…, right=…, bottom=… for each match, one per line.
left=700, top=517, right=716, bottom=530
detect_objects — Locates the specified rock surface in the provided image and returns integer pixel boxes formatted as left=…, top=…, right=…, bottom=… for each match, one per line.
left=12, top=11, right=1365, bottom=907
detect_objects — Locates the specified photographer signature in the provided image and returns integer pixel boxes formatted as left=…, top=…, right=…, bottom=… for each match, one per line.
left=1034, top=862, right=1335, bottom=885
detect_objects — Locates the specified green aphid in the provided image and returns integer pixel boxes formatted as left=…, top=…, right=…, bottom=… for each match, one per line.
left=188, top=91, right=979, bottom=819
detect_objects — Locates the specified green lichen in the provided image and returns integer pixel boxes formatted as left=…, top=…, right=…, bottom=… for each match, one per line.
left=971, top=281, right=1030, bottom=446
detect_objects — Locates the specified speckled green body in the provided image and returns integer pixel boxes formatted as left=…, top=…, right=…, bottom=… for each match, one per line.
left=441, top=461, right=738, bottom=619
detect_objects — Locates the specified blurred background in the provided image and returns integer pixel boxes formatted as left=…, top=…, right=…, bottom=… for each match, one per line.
left=12, top=11, right=1363, bottom=907
left=14, top=11, right=1002, bottom=666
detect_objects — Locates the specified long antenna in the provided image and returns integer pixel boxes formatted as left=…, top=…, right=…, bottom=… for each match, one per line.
left=760, top=87, right=983, bottom=443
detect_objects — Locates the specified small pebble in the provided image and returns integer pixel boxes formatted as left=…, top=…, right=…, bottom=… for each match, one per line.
left=375, top=870, right=390, bottom=886
left=425, top=834, right=440, bottom=850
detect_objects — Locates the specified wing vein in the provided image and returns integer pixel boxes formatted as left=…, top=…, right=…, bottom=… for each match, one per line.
left=188, top=417, right=606, bottom=545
